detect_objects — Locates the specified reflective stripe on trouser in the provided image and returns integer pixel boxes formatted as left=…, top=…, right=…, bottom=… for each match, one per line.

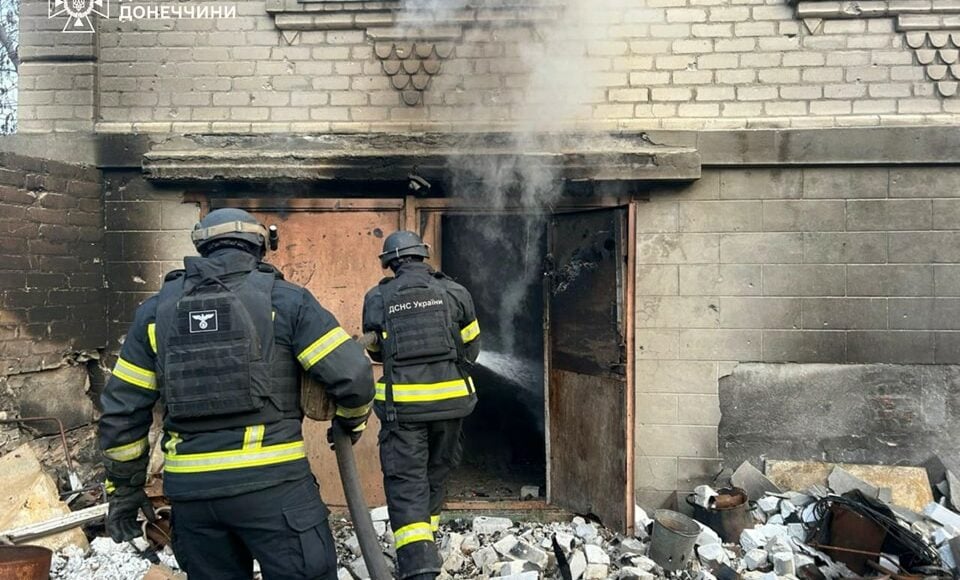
left=380, top=418, right=464, bottom=579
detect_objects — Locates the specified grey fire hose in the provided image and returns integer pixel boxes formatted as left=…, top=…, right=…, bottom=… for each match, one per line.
left=332, top=333, right=392, bottom=580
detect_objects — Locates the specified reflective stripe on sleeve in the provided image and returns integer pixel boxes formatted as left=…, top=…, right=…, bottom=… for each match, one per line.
left=164, top=441, right=306, bottom=474
left=335, top=402, right=372, bottom=419
left=394, top=522, right=433, bottom=549
left=104, top=437, right=149, bottom=462
left=460, top=320, right=480, bottom=344
left=147, top=323, right=157, bottom=354
left=112, top=357, right=157, bottom=390
left=374, top=379, right=472, bottom=403
left=297, top=327, right=351, bottom=370
left=430, top=515, right=440, bottom=532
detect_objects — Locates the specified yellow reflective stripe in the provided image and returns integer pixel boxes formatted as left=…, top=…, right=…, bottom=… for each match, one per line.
left=431, top=515, right=440, bottom=532
left=375, top=379, right=472, bottom=403
left=164, top=431, right=182, bottom=456
left=147, top=323, right=157, bottom=354
left=113, top=357, right=157, bottom=390
left=104, top=437, right=148, bottom=462
left=243, top=425, right=264, bottom=450
left=104, top=478, right=116, bottom=494
left=460, top=320, right=480, bottom=344
left=335, top=402, right=372, bottom=419
left=164, top=441, right=306, bottom=474
left=298, top=327, right=351, bottom=370
left=394, top=522, right=433, bottom=549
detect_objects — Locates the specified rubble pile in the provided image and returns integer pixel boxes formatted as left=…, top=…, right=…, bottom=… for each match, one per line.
left=49, top=537, right=180, bottom=580
left=330, top=462, right=960, bottom=579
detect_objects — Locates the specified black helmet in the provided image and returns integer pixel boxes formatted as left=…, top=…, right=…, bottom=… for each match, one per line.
left=191, top=208, right=267, bottom=255
left=379, top=230, right=429, bottom=268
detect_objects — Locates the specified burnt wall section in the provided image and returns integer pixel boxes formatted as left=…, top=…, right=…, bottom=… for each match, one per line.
left=0, top=152, right=105, bottom=373
left=719, top=363, right=960, bottom=474
left=634, top=164, right=960, bottom=510
left=102, top=170, right=197, bottom=354
left=0, top=152, right=103, bottom=457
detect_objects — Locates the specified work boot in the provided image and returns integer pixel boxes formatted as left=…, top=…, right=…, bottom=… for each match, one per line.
left=406, top=574, right=438, bottom=580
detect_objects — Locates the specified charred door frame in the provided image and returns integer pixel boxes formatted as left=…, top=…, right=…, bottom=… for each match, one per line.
left=412, top=197, right=636, bottom=531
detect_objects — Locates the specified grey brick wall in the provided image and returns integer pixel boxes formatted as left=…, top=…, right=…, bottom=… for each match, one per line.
left=102, top=171, right=197, bottom=352
left=0, top=153, right=105, bottom=375
left=635, top=165, right=960, bottom=508
left=27, top=0, right=950, bottom=134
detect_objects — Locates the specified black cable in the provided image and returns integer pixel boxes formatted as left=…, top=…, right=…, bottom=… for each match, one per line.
left=806, top=494, right=943, bottom=573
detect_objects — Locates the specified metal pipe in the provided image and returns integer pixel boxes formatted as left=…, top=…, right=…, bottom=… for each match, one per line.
left=0, top=416, right=75, bottom=473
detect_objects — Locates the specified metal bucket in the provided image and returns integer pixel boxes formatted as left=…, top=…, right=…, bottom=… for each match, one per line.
left=648, top=509, right=700, bottom=572
left=686, top=486, right=755, bottom=543
left=0, top=545, right=52, bottom=580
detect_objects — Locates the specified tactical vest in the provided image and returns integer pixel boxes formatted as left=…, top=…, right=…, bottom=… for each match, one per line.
left=155, top=265, right=300, bottom=432
left=379, top=270, right=468, bottom=421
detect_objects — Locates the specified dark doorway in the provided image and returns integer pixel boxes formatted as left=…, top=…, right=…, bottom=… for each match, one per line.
left=440, top=213, right=547, bottom=500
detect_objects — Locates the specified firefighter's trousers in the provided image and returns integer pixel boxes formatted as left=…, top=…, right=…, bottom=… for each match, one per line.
left=170, top=476, right=337, bottom=580
left=380, top=418, right=464, bottom=579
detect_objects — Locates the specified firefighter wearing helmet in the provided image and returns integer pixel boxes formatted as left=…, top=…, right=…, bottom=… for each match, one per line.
left=362, top=230, right=481, bottom=580
left=98, top=208, right=374, bottom=580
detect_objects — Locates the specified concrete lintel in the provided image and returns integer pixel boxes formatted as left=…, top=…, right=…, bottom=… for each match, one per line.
left=140, top=132, right=702, bottom=183
left=697, top=126, right=960, bottom=165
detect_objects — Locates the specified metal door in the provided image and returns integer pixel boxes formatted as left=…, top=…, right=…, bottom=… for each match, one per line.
left=252, top=206, right=402, bottom=507
left=545, top=206, right=635, bottom=532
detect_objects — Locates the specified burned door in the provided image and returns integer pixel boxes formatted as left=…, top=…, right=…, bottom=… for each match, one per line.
left=546, top=207, right=634, bottom=532
left=250, top=205, right=402, bottom=507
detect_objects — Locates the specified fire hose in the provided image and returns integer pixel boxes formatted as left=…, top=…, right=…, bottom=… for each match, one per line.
left=302, top=331, right=391, bottom=580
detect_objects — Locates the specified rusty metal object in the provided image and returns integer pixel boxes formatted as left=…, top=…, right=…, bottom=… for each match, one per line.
left=0, top=417, right=75, bottom=473
left=0, top=545, right=52, bottom=580
left=547, top=208, right=630, bottom=533
left=817, top=503, right=887, bottom=575
left=686, top=487, right=755, bottom=543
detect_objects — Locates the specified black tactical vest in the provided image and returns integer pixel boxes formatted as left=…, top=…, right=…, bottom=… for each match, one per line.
left=155, top=261, right=300, bottom=432
left=380, top=270, right=461, bottom=368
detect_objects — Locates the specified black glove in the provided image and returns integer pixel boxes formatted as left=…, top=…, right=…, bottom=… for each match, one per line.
left=327, top=412, right=368, bottom=450
left=106, top=484, right=156, bottom=542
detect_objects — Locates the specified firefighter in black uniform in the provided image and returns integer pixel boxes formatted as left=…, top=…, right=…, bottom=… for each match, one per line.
left=99, top=208, right=374, bottom=580
left=362, top=230, right=481, bottom=580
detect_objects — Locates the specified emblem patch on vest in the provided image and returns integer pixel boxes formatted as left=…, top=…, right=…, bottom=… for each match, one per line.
left=189, top=310, right=218, bottom=333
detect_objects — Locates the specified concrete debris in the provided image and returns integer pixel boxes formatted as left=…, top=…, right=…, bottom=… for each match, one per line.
left=474, top=515, right=514, bottom=535
left=322, top=471, right=960, bottom=580
left=369, top=505, right=390, bottom=522
left=50, top=537, right=182, bottom=580
left=731, top=461, right=782, bottom=501
left=0, top=443, right=87, bottom=551
left=520, top=485, right=540, bottom=500
left=925, top=501, right=960, bottom=529
left=743, top=548, right=768, bottom=570
left=771, top=551, right=795, bottom=575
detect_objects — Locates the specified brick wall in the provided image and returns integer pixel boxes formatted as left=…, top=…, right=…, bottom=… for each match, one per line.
left=17, top=0, right=97, bottom=133
left=0, top=152, right=104, bottom=375
left=102, top=171, right=198, bottom=352
left=79, top=0, right=960, bottom=134
left=634, top=165, right=960, bottom=507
